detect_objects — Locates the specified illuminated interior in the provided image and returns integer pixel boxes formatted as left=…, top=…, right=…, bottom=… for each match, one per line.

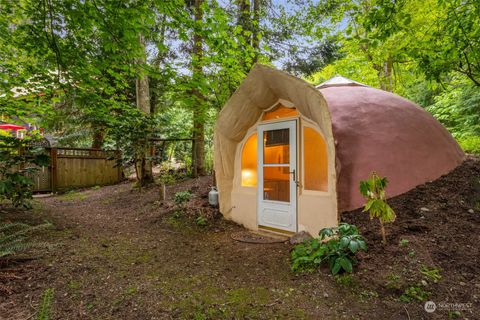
left=263, top=128, right=289, bottom=164
left=241, top=133, right=258, bottom=187
left=263, top=128, right=290, bottom=202
left=303, top=127, right=328, bottom=191
left=263, top=166, right=290, bottom=202
left=262, top=105, right=298, bottom=121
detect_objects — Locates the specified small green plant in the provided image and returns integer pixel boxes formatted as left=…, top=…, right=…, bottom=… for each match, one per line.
left=195, top=215, right=207, bottom=226
left=291, top=223, right=367, bottom=275
left=360, top=172, right=396, bottom=244
left=385, top=273, right=402, bottom=290
left=359, top=289, right=379, bottom=300
left=334, top=274, right=357, bottom=287
left=448, top=311, right=462, bottom=319
left=174, top=191, right=191, bottom=211
left=400, top=285, right=431, bottom=302
left=399, top=239, right=409, bottom=247
left=0, top=222, right=52, bottom=258
left=36, top=288, right=54, bottom=320
left=420, top=266, right=442, bottom=283
left=408, top=250, right=415, bottom=257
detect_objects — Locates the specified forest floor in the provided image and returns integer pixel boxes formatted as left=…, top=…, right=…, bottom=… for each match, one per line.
left=0, top=156, right=479, bottom=319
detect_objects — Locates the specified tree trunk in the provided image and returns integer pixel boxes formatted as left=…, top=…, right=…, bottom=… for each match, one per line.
left=237, top=0, right=251, bottom=33
left=136, top=33, right=153, bottom=185
left=191, top=0, right=206, bottom=177
left=380, top=219, right=387, bottom=245
left=91, top=127, right=104, bottom=149
left=385, top=58, right=393, bottom=92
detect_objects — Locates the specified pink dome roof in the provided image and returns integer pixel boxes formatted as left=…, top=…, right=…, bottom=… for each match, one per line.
left=319, top=84, right=465, bottom=212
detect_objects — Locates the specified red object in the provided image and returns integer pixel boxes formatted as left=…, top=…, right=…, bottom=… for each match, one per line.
left=0, top=124, right=26, bottom=131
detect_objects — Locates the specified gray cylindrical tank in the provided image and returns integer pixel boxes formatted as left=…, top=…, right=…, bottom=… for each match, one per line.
left=208, top=186, right=219, bottom=206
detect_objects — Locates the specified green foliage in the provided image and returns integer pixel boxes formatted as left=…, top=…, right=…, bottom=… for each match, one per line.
left=427, top=79, right=480, bottom=138
left=448, top=311, right=462, bottom=319
left=399, top=239, right=409, bottom=247
left=457, top=136, right=480, bottom=155
left=0, top=135, right=50, bottom=208
left=334, top=274, right=356, bottom=287
left=195, top=215, right=208, bottom=227
left=0, top=222, right=52, bottom=258
left=291, top=223, right=367, bottom=275
left=420, top=266, right=442, bottom=283
left=360, top=172, right=396, bottom=244
left=174, top=191, right=191, bottom=210
left=399, top=286, right=431, bottom=302
left=36, top=288, right=55, bottom=320
left=385, top=274, right=402, bottom=290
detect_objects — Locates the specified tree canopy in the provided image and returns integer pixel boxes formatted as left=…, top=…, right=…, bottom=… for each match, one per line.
left=0, top=0, right=478, bottom=184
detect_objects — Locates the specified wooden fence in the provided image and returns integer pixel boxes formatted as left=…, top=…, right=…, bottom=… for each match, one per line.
left=30, top=147, right=122, bottom=193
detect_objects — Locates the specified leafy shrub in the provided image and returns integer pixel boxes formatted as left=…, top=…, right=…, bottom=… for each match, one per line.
left=291, top=223, right=367, bottom=275
left=0, top=222, right=52, bottom=258
left=174, top=191, right=191, bottom=206
left=427, top=80, right=480, bottom=138
left=0, top=134, right=50, bottom=208
left=195, top=215, right=207, bottom=226
left=360, top=172, right=396, bottom=244
left=457, top=136, right=480, bottom=155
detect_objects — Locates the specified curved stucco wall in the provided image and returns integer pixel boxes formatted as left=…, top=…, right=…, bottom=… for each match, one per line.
left=320, top=86, right=465, bottom=212
left=214, top=64, right=338, bottom=233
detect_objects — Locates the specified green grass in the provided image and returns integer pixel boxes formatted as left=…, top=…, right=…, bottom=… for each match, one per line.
left=58, top=191, right=88, bottom=201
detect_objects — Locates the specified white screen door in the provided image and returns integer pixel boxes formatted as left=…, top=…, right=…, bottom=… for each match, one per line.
left=257, top=120, right=297, bottom=232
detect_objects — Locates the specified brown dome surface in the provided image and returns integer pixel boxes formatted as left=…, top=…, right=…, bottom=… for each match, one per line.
left=319, top=84, right=465, bottom=212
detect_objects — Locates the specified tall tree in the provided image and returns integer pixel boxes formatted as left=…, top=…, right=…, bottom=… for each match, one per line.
left=135, top=33, right=154, bottom=184
left=191, top=0, right=206, bottom=177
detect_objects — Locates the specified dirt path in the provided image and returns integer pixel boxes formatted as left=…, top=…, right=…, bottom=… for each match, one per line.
left=1, top=157, right=479, bottom=319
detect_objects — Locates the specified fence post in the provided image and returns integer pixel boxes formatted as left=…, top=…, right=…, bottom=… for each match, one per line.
left=50, top=147, right=57, bottom=193
left=116, top=150, right=122, bottom=181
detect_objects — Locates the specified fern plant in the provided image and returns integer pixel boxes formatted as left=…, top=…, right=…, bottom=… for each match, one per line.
left=0, top=222, right=52, bottom=258
left=360, top=172, right=396, bottom=244
left=36, top=288, right=55, bottom=320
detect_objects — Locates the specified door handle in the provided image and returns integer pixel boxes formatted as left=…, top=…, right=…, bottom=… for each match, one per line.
left=289, top=169, right=300, bottom=187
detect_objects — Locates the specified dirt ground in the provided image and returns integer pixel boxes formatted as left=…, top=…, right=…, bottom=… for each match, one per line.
left=1, top=156, right=479, bottom=319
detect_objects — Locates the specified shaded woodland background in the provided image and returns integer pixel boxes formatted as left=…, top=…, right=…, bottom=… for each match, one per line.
left=1, top=0, right=479, bottom=183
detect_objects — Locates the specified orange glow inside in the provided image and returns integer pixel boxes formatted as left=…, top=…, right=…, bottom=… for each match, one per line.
left=262, top=105, right=298, bottom=121
left=241, top=133, right=258, bottom=187
left=304, top=127, right=328, bottom=191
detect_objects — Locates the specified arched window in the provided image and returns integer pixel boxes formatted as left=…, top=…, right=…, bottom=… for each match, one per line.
left=262, top=105, right=298, bottom=121
left=241, top=133, right=257, bottom=187
left=303, top=127, right=328, bottom=191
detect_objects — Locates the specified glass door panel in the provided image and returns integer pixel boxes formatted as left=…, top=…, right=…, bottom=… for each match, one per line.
left=263, top=166, right=290, bottom=202
left=263, top=128, right=290, bottom=164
